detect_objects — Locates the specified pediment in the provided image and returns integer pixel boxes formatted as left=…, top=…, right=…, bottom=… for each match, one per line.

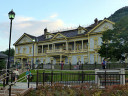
left=88, top=19, right=114, bottom=34
left=92, top=22, right=113, bottom=33
left=14, top=34, right=33, bottom=45
left=18, top=36, right=32, bottom=44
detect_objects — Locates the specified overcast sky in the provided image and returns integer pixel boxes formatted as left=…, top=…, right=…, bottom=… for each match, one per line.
left=0, top=0, right=128, bottom=51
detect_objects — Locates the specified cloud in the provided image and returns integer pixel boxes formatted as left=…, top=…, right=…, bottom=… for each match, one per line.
left=0, top=16, right=65, bottom=51
left=50, top=14, right=58, bottom=18
left=14, top=16, right=34, bottom=22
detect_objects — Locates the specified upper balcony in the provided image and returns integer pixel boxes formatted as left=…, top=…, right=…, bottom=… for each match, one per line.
left=46, top=48, right=88, bottom=54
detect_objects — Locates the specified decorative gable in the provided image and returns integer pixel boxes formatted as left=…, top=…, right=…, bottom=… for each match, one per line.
left=14, top=34, right=33, bottom=45
left=18, top=36, right=32, bottom=44
left=56, top=34, right=63, bottom=38
left=52, top=33, right=67, bottom=40
left=93, top=22, right=113, bottom=33
left=78, top=26, right=87, bottom=34
left=88, top=19, right=114, bottom=34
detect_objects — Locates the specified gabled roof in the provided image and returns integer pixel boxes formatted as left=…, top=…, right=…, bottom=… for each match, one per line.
left=14, top=33, right=36, bottom=45
left=87, top=19, right=115, bottom=34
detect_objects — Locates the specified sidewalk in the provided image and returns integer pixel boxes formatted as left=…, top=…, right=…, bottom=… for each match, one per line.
left=12, top=82, right=36, bottom=89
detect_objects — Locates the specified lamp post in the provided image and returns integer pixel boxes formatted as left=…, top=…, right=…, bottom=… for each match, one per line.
left=6, top=10, right=15, bottom=84
left=32, top=39, right=35, bottom=69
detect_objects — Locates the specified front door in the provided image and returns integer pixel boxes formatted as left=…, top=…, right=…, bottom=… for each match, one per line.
left=23, top=58, right=27, bottom=68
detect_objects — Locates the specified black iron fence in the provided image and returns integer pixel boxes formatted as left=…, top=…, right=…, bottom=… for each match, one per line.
left=10, top=63, right=128, bottom=70
left=32, top=63, right=128, bottom=70
left=27, top=70, right=128, bottom=89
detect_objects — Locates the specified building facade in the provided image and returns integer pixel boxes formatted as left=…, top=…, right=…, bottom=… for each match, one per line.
left=14, top=18, right=114, bottom=67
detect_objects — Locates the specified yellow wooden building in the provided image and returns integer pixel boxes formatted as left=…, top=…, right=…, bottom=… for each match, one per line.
left=14, top=18, right=114, bottom=67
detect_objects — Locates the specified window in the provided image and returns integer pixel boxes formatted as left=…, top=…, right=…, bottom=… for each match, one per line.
left=23, top=48, right=26, bottom=54
left=18, top=48, right=20, bottom=54
left=38, top=46, right=42, bottom=53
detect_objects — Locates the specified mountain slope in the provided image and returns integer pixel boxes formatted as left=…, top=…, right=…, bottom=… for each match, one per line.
left=108, top=6, right=128, bottom=22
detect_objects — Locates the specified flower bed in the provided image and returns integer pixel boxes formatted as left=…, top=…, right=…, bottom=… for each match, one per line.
left=26, top=83, right=128, bottom=96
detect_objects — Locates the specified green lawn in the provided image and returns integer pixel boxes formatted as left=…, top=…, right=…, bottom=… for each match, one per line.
left=18, top=70, right=94, bottom=82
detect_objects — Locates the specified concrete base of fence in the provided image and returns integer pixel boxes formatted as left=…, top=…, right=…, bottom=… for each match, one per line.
left=95, top=68, right=125, bottom=86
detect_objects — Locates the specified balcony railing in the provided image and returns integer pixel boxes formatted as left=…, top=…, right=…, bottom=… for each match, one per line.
left=47, top=49, right=66, bottom=53
left=46, top=48, right=88, bottom=54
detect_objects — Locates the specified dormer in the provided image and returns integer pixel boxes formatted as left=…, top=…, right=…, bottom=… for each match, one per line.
left=46, top=34, right=53, bottom=39
left=78, top=25, right=87, bottom=34
left=44, top=28, right=54, bottom=39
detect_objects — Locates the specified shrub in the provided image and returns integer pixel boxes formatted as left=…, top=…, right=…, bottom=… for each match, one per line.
left=27, top=83, right=128, bottom=96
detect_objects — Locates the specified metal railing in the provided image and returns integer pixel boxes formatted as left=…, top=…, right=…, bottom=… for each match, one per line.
left=32, top=63, right=128, bottom=70
left=29, top=70, right=128, bottom=88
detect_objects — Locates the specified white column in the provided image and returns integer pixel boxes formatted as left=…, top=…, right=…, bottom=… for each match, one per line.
left=82, top=40, right=83, bottom=51
left=120, top=68, right=125, bottom=85
left=66, top=41, right=68, bottom=50
left=21, top=58, right=23, bottom=68
left=42, top=45, right=43, bottom=53
left=74, top=41, right=76, bottom=52
left=48, top=44, right=49, bottom=50
left=54, top=44, right=55, bottom=51
left=95, top=69, right=100, bottom=86
left=60, top=55, right=62, bottom=63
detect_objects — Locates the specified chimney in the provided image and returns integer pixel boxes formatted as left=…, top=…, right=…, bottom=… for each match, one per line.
left=104, top=17, right=107, bottom=20
left=94, top=18, right=98, bottom=25
left=44, top=28, right=47, bottom=35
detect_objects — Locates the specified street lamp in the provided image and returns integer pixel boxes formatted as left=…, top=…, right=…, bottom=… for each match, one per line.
left=32, top=39, right=35, bottom=69
left=6, top=10, right=15, bottom=84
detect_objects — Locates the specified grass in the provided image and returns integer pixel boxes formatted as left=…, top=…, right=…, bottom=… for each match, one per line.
left=18, top=70, right=94, bottom=82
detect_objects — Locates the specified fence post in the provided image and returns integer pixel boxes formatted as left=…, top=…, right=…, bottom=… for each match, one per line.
left=28, top=75, right=30, bottom=88
left=42, top=63, right=43, bottom=69
left=36, top=70, right=38, bottom=89
left=11, top=71, right=12, bottom=83
left=82, top=63, right=83, bottom=70
left=104, top=70, right=106, bottom=88
left=3, top=75, right=5, bottom=88
left=51, top=64, right=52, bottom=70
left=82, top=71, right=84, bottom=83
left=9, top=84, right=11, bottom=96
left=94, top=62, right=96, bottom=69
left=70, top=63, right=71, bottom=70
left=61, top=72, right=62, bottom=81
left=51, top=71, right=53, bottom=86
left=43, top=70, right=45, bottom=86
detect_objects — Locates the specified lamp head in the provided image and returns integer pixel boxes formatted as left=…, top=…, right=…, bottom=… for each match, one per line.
left=8, top=9, right=15, bottom=20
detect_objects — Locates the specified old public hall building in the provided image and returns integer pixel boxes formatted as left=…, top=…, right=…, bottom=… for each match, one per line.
left=14, top=18, right=114, bottom=67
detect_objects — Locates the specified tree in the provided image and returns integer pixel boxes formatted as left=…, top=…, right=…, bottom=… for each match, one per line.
left=0, top=59, right=6, bottom=70
left=98, top=16, right=128, bottom=61
left=2, top=48, right=15, bottom=56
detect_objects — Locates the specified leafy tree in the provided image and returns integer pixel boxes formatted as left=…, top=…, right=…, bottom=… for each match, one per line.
left=98, top=16, right=128, bottom=61
left=0, top=59, right=6, bottom=70
left=2, top=48, right=15, bottom=56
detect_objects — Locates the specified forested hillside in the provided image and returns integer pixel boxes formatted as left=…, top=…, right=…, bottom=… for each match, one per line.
left=108, top=6, right=128, bottom=22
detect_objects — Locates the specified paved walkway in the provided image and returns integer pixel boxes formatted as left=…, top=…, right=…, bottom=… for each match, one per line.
left=12, top=82, right=36, bottom=89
